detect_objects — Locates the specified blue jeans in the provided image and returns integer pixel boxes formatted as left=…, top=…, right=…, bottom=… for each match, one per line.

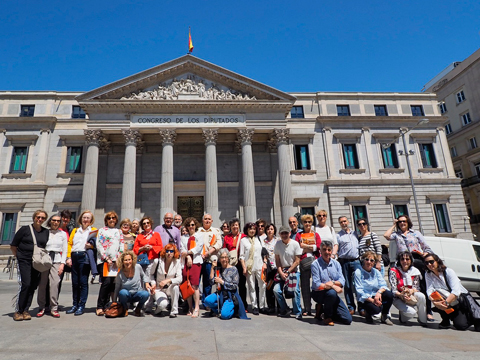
left=311, top=289, right=352, bottom=324
left=273, top=272, right=301, bottom=316
left=71, top=252, right=90, bottom=307
left=204, top=293, right=235, bottom=320
left=339, top=258, right=361, bottom=312
left=201, top=262, right=212, bottom=307
left=117, top=289, right=149, bottom=310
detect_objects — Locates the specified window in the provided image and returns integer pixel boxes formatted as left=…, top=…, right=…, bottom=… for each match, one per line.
left=450, top=146, right=457, bottom=158
left=439, top=102, right=447, bottom=114
left=72, top=106, right=86, bottom=119
left=66, top=146, right=83, bottom=173
left=455, top=169, right=463, bottom=178
left=419, top=143, right=437, bottom=168
left=475, top=163, right=480, bottom=177
left=381, top=144, right=399, bottom=168
left=294, top=145, right=310, bottom=170
left=461, top=112, right=472, bottom=126
left=0, top=213, right=18, bottom=245
left=20, top=105, right=35, bottom=117
left=393, top=205, right=409, bottom=218
left=352, top=205, right=368, bottom=231
left=411, top=105, right=424, bottom=116
left=337, top=105, right=350, bottom=116
left=290, top=106, right=304, bottom=118
left=343, top=144, right=359, bottom=169
left=10, top=147, right=28, bottom=173
left=374, top=105, right=388, bottom=116
left=445, top=123, right=452, bottom=135
left=456, top=90, right=466, bottom=104
left=434, top=204, right=452, bottom=233
left=468, top=137, right=477, bottom=150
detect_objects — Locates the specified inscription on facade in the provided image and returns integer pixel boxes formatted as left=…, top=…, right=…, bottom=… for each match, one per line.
left=131, top=114, right=246, bottom=127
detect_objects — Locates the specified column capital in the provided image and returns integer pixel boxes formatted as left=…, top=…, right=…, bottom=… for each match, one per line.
left=322, top=127, right=332, bottom=133
left=202, top=129, right=218, bottom=145
left=267, top=139, right=277, bottom=153
left=272, top=128, right=290, bottom=146
left=159, top=129, right=177, bottom=145
left=237, top=129, right=254, bottom=145
left=99, top=140, right=111, bottom=154
left=136, top=140, right=145, bottom=154
left=40, top=128, right=51, bottom=134
left=122, top=129, right=141, bottom=146
left=84, top=129, right=105, bottom=146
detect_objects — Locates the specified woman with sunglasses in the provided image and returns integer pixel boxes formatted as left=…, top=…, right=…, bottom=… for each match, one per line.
left=182, top=217, right=202, bottom=317
left=133, top=216, right=163, bottom=271
left=357, top=218, right=383, bottom=275
left=120, top=218, right=135, bottom=252
left=354, top=251, right=394, bottom=325
left=424, top=253, right=480, bottom=331
left=11, top=210, right=49, bottom=321
left=37, top=213, right=68, bottom=318
left=389, top=251, right=427, bottom=326
left=146, top=243, right=182, bottom=318
left=384, top=214, right=434, bottom=321
left=95, top=211, right=124, bottom=316
left=220, top=221, right=230, bottom=242
left=295, top=214, right=321, bottom=317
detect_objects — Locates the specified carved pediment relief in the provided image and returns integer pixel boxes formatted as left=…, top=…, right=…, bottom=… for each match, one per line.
left=121, top=74, right=257, bottom=101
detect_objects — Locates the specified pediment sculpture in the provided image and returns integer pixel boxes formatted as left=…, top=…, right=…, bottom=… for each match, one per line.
left=121, top=77, right=257, bottom=101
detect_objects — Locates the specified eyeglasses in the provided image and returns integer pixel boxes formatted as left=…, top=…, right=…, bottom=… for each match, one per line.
left=142, top=221, right=150, bottom=225
left=164, top=217, right=173, bottom=220
left=317, top=214, right=327, bottom=218
left=188, top=223, right=196, bottom=227
left=50, top=219, right=60, bottom=223
left=304, top=221, right=312, bottom=224
left=400, top=257, right=411, bottom=261
left=425, top=260, right=435, bottom=265
left=258, top=225, right=265, bottom=228
left=398, top=220, right=407, bottom=224
left=288, top=221, right=296, bottom=224
left=36, top=216, right=46, bottom=220
left=107, top=217, right=116, bottom=220
left=121, top=224, right=130, bottom=227
left=365, top=259, right=376, bottom=263
left=222, top=225, right=230, bottom=229
left=357, top=223, right=366, bottom=226
left=165, top=250, right=174, bottom=253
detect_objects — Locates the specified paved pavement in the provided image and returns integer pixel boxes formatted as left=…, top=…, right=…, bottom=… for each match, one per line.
left=1, top=271, right=479, bottom=360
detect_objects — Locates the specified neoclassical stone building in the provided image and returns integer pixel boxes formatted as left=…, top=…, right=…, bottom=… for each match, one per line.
left=0, top=55, right=473, bottom=245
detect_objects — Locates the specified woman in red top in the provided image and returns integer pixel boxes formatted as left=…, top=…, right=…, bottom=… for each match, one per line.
left=223, top=217, right=247, bottom=309
left=181, top=217, right=202, bottom=317
left=295, top=214, right=321, bottom=316
left=133, top=216, right=163, bottom=270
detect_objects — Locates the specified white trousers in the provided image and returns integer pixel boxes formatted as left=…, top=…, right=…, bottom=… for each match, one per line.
left=153, top=284, right=179, bottom=315
left=246, top=269, right=266, bottom=310
left=393, top=291, right=427, bottom=323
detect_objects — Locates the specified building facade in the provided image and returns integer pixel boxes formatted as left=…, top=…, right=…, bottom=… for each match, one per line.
left=425, top=48, right=480, bottom=238
left=0, top=55, right=473, bottom=247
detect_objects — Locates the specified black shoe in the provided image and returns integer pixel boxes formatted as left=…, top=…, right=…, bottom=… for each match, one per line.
left=278, top=309, right=292, bottom=318
left=74, top=306, right=85, bottom=316
left=439, top=320, right=450, bottom=329
left=66, top=306, right=78, bottom=314
left=252, top=308, right=259, bottom=315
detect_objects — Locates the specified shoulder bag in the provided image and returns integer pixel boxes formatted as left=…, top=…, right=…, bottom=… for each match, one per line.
left=30, top=225, right=52, bottom=272
left=137, top=236, right=151, bottom=266
left=180, top=268, right=195, bottom=300
left=228, top=234, right=241, bottom=266
left=105, top=302, right=125, bottom=318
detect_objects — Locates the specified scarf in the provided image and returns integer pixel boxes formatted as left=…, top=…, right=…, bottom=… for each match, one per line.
left=246, top=236, right=255, bottom=274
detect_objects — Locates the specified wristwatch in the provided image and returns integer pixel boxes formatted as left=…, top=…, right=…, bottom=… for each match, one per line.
left=445, top=301, right=451, bottom=307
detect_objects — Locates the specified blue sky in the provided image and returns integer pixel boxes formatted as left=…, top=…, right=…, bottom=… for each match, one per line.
left=1, top=0, right=479, bottom=93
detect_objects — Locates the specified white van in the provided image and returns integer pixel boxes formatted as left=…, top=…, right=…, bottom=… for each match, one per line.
left=388, top=236, right=480, bottom=293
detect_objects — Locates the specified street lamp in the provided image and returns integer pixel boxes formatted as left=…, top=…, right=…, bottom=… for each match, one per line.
left=383, top=118, right=429, bottom=234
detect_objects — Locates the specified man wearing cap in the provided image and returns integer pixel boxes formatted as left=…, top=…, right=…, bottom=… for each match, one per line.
left=273, top=225, right=303, bottom=319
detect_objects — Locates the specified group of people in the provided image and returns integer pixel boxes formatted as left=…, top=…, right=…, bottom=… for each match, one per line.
left=10, top=208, right=480, bottom=331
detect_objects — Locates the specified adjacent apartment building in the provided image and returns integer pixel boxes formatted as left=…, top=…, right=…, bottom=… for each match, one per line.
left=424, top=48, right=480, bottom=238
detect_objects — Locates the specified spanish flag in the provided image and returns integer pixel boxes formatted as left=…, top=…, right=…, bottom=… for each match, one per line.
left=188, top=27, right=194, bottom=53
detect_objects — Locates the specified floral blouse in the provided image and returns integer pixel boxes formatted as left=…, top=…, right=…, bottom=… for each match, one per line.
left=389, top=266, right=421, bottom=295
left=96, top=227, right=124, bottom=264
left=210, top=266, right=239, bottom=292
left=389, top=229, right=432, bottom=255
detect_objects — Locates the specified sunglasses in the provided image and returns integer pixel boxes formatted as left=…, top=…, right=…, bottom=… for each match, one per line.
left=222, top=225, right=230, bottom=229
left=304, top=221, right=312, bottom=224
left=357, top=222, right=366, bottom=226
left=36, top=216, right=46, bottom=220
left=165, top=250, right=174, bottom=253
left=142, top=221, right=150, bottom=225
left=258, top=225, right=265, bottom=228
left=365, top=259, right=376, bottom=263
left=400, top=257, right=411, bottom=261
left=288, top=221, right=296, bottom=224
left=317, top=214, right=327, bottom=218
left=398, top=220, right=407, bottom=224
left=425, top=260, right=435, bottom=265
left=107, top=216, right=117, bottom=220
left=51, top=219, right=61, bottom=223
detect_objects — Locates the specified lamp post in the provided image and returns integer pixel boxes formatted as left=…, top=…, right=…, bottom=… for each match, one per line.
left=384, top=118, right=429, bottom=234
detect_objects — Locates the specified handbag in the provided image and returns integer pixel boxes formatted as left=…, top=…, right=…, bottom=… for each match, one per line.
left=300, top=256, right=314, bottom=272
left=180, top=268, right=195, bottom=300
left=283, top=270, right=297, bottom=299
left=137, top=236, right=152, bottom=266
left=105, top=302, right=125, bottom=318
left=228, top=234, right=241, bottom=266
left=30, top=225, right=53, bottom=272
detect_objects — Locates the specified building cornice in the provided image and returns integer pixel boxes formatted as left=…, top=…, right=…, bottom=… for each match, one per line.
left=317, top=115, right=447, bottom=128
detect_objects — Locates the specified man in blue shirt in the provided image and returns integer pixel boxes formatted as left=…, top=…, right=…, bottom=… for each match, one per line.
left=336, top=216, right=361, bottom=315
left=311, top=241, right=352, bottom=326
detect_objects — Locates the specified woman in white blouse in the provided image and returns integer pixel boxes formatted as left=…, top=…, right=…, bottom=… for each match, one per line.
left=424, top=253, right=480, bottom=331
left=146, top=243, right=182, bottom=318
left=37, top=213, right=68, bottom=318
left=239, top=222, right=265, bottom=315
left=315, top=210, right=338, bottom=258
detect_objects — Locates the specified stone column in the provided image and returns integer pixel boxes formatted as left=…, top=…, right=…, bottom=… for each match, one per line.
left=272, top=129, right=294, bottom=226
left=203, top=129, right=219, bottom=223
left=81, top=130, right=105, bottom=212
left=121, top=129, right=141, bottom=220
left=436, top=127, right=455, bottom=178
left=238, top=129, right=257, bottom=223
left=159, top=129, right=177, bottom=219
